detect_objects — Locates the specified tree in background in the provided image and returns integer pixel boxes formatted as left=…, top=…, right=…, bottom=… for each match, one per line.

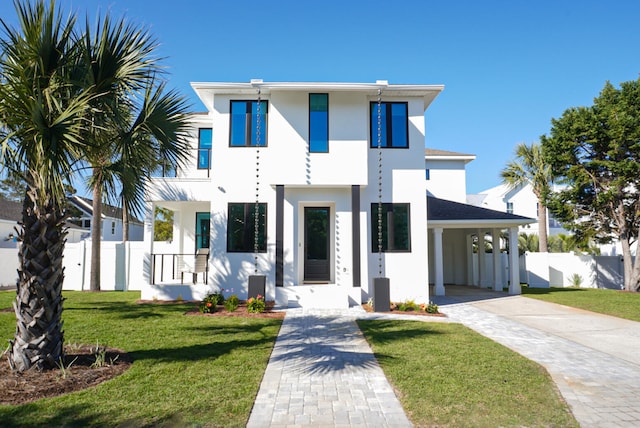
left=541, top=79, right=640, bottom=292
left=0, top=174, right=27, bottom=202
left=154, top=207, right=174, bottom=241
left=80, top=15, right=190, bottom=291
left=518, top=233, right=539, bottom=255
left=501, top=143, right=553, bottom=252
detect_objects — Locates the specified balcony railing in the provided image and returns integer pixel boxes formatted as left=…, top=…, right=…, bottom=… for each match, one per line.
left=151, top=148, right=212, bottom=178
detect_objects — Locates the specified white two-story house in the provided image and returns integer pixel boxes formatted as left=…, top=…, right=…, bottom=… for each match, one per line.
left=143, top=80, right=444, bottom=307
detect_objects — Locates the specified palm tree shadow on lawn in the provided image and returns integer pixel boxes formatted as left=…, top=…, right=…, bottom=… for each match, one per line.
left=264, top=315, right=441, bottom=376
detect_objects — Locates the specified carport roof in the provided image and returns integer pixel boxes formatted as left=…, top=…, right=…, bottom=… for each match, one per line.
left=427, top=196, right=535, bottom=229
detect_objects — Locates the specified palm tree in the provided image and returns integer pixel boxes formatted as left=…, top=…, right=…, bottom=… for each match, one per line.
left=0, top=0, right=92, bottom=371
left=79, top=14, right=190, bottom=291
left=501, top=143, right=553, bottom=252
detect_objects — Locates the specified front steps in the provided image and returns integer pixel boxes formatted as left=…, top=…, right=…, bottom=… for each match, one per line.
left=276, top=285, right=350, bottom=309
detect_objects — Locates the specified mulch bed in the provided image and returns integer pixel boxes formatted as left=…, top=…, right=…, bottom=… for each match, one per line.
left=184, top=301, right=285, bottom=319
left=0, top=345, right=132, bottom=405
left=361, top=304, right=447, bottom=317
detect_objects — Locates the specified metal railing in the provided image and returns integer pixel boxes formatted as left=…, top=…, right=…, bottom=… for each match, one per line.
left=151, top=252, right=209, bottom=284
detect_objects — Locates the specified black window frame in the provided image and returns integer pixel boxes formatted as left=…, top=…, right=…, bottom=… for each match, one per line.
left=309, top=93, right=329, bottom=153
left=195, top=212, right=211, bottom=250
left=370, top=203, right=411, bottom=252
left=229, top=100, right=269, bottom=147
left=226, top=202, right=267, bottom=253
left=369, top=101, right=409, bottom=148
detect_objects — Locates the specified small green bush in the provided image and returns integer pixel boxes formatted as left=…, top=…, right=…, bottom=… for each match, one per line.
left=247, top=294, right=266, bottom=313
left=199, top=292, right=225, bottom=313
left=397, top=299, right=419, bottom=312
left=224, top=295, right=240, bottom=312
left=425, top=301, right=439, bottom=314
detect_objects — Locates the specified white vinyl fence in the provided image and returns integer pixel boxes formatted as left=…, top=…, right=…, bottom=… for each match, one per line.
left=523, top=252, right=625, bottom=289
left=0, top=241, right=147, bottom=291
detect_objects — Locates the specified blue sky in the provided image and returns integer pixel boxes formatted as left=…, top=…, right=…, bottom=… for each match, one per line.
left=2, top=0, right=640, bottom=194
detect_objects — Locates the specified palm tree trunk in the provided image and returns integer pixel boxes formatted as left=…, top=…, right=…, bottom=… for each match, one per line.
left=9, top=188, right=65, bottom=372
left=122, top=198, right=129, bottom=242
left=538, top=202, right=549, bottom=252
left=90, top=180, right=102, bottom=291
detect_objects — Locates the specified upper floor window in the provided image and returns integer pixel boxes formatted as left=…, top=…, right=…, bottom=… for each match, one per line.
left=506, top=202, right=514, bottom=214
left=425, top=169, right=430, bottom=180
left=370, top=102, right=408, bottom=148
left=370, top=203, right=411, bottom=252
left=227, top=203, right=267, bottom=252
left=198, top=128, right=212, bottom=169
left=230, top=100, right=268, bottom=147
left=309, top=93, right=328, bottom=153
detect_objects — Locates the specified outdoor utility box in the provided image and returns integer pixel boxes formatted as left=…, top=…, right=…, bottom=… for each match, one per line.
left=248, top=275, right=266, bottom=299
left=373, top=277, right=390, bottom=312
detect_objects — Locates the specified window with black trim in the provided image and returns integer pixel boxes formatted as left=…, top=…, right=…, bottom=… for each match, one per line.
left=227, top=203, right=267, bottom=252
left=198, top=128, right=212, bottom=169
left=370, top=203, right=411, bottom=252
left=230, top=100, right=268, bottom=147
left=370, top=102, right=408, bottom=148
left=309, top=93, right=328, bottom=152
left=195, top=212, right=210, bottom=250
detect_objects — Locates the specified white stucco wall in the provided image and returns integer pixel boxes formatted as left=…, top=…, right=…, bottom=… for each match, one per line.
left=425, top=159, right=468, bottom=203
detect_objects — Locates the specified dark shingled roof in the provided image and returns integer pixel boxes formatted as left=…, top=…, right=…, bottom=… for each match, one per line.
left=427, top=196, right=532, bottom=222
left=0, top=199, right=22, bottom=222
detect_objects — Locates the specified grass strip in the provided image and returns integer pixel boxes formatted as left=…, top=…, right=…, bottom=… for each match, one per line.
left=522, top=286, right=640, bottom=322
left=358, top=319, right=578, bottom=428
left=0, top=291, right=281, bottom=427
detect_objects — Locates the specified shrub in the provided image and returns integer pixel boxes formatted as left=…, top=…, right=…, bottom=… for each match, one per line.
left=199, top=292, right=224, bottom=313
left=397, top=299, right=419, bottom=312
left=425, top=301, right=439, bottom=314
left=247, top=294, right=266, bottom=313
left=224, top=295, right=240, bottom=312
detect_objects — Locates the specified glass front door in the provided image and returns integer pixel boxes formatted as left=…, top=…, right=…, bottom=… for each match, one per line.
left=304, top=207, right=330, bottom=282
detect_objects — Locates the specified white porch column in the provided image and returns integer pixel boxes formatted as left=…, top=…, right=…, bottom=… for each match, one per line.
left=477, top=229, right=487, bottom=287
left=143, top=201, right=156, bottom=285
left=508, top=226, right=521, bottom=294
left=466, top=233, right=474, bottom=285
left=433, top=227, right=445, bottom=296
left=492, top=228, right=503, bottom=291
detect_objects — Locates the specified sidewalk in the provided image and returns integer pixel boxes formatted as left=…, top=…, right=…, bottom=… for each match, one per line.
left=433, top=287, right=640, bottom=428
left=246, top=308, right=412, bottom=428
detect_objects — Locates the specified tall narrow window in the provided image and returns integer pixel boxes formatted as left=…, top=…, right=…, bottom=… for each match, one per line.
left=230, top=100, right=268, bottom=147
left=370, top=102, right=408, bottom=148
left=198, top=128, right=212, bottom=169
left=506, top=202, right=514, bottom=214
left=195, top=212, right=210, bottom=250
left=227, top=203, right=267, bottom=252
left=370, top=203, right=411, bottom=252
left=309, top=93, right=328, bottom=152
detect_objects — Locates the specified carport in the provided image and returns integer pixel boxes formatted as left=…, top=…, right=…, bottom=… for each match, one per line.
left=427, top=196, right=535, bottom=296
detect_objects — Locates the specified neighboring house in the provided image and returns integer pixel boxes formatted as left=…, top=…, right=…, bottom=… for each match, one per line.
left=67, top=196, right=144, bottom=242
left=0, top=199, right=21, bottom=249
left=468, top=183, right=568, bottom=237
left=143, top=80, right=533, bottom=307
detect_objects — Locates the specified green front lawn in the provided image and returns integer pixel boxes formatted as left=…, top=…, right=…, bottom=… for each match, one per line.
left=0, top=291, right=282, bottom=427
left=358, top=319, right=578, bottom=428
left=522, top=286, right=640, bottom=322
